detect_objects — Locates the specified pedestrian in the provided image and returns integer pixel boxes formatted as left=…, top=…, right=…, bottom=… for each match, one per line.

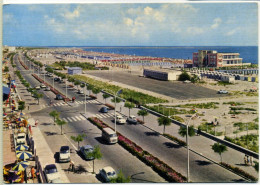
left=244, top=155, right=247, bottom=165
left=35, top=120, right=38, bottom=127
left=247, top=155, right=250, bottom=165
left=69, top=160, right=75, bottom=173
left=120, top=106, right=122, bottom=112
left=31, top=167, right=36, bottom=180
left=250, top=156, right=253, bottom=166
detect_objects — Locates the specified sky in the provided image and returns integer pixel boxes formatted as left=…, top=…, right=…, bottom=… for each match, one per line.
left=3, top=3, right=258, bottom=46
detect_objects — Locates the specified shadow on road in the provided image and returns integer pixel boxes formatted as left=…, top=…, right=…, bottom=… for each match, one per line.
left=44, top=131, right=58, bottom=136
left=163, top=142, right=181, bottom=148
left=195, top=160, right=212, bottom=166
left=41, top=122, right=52, bottom=126
left=144, top=131, right=160, bottom=136
left=54, top=152, right=59, bottom=163
left=75, top=164, right=89, bottom=174
left=94, top=137, right=108, bottom=145
left=231, top=178, right=246, bottom=182
left=235, top=163, right=249, bottom=167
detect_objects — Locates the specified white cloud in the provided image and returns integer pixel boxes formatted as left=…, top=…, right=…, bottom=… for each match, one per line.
left=187, top=27, right=205, bottom=35
left=61, top=6, right=80, bottom=20
left=144, top=7, right=153, bottom=15
left=211, top=18, right=222, bottom=29
left=225, top=28, right=239, bottom=36
left=124, top=18, right=133, bottom=26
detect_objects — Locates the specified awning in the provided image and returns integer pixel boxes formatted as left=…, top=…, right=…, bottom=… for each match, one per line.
left=3, top=130, right=17, bottom=166
left=3, top=86, right=10, bottom=95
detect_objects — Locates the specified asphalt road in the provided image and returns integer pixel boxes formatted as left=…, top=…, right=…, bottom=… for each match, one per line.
left=16, top=53, right=245, bottom=183
left=14, top=53, right=166, bottom=183
left=87, top=71, right=226, bottom=99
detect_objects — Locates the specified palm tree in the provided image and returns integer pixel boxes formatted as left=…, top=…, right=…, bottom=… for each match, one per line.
left=71, top=134, right=86, bottom=150
left=158, top=116, right=172, bottom=134
left=211, top=142, right=227, bottom=163
left=34, top=92, right=43, bottom=105
left=88, top=145, right=103, bottom=174
left=124, top=102, right=135, bottom=117
left=87, top=84, right=94, bottom=96
left=102, top=93, right=110, bottom=104
left=178, top=125, right=196, bottom=137
left=74, top=80, right=81, bottom=90
left=56, top=118, right=67, bottom=135
left=49, top=110, right=60, bottom=122
left=18, top=101, right=25, bottom=113
left=92, top=87, right=101, bottom=98
left=110, top=170, right=131, bottom=183
left=111, top=97, right=121, bottom=103
left=137, top=109, right=148, bottom=123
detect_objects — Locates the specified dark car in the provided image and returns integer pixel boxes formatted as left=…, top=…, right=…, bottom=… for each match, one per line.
left=100, top=107, right=108, bottom=113
left=56, top=94, right=63, bottom=100
left=54, top=77, right=61, bottom=82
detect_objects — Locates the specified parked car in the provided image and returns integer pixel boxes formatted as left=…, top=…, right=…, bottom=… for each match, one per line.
left=54, top=77, right=60, bottom=82
left=78, top=89, right=84, bottom=94
left=16, top=133, right=26, bottom=145
left=40, top=83, right=46, bottom=88
left=35, top=86, right=41, bottom=90
left=59, top=79, right=65, bottom=83
left=47, top=73, right=53, bottom=77
left=44, top=164, right=61, bottom=183
left=115, top=115, right=126, bottom=124
left=80, top=145, right=94, bottom=160
left=218, top=90, right=228, bottom=94
left=102, top=128, right=118, bottom=144
left=56, top=94, right=63, bottom=100
left=127, top=115, right=137, bottom=124
left=99, top=166, right=117, bottom=182
left=100, top=107, right=108, bottom=113
left=45, top=86, right=51, bottom=91
left=59, top=146, right=70, bottom=163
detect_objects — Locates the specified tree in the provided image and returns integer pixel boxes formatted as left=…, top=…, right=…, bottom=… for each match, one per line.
left=102, top=93, right=110, bottom=104
left=254, top=162, right=259, bottom=172
left=178, top=71, right=191, bottom=81
left=68, top=77, right=75, bottom=85
left=74, top=80, right=81, bottom=90
left=178, top=125, right=196, bottom=137
left=33, top=92, right=43, bottom=105
left=4, top=66, right=9, bottom=72
left=56, top=118, right=67, bottom=135
left=24, top=83, right=30, bottom=89
left=211, top=143, right=227, bottom=163
left=124, top=102, right=135, bottom=117
left=80, top=83, right=85, bottom=88
left=71, top=134, right=86, bottom=150
left=18, top=101, right=25, bottom=113
left=137, top=109, right=149, bottom=123
left=92, top=87, right=101, bottom=98
left=158, top=116, right=172, bottom=134
left=87, top=84, right=94, bottom=95
left=111, top=97, right=121, bottom=103
left=49, top=110, right=60, bottom=122
left=110, top=170, right=131, bottom=183
left=87, top=145, right=103, bottom=173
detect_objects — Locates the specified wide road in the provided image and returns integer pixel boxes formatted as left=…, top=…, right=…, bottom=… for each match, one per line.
left=17, top=53, right=245, bottom=182
left=14, top=53, right=166, bottom=183
left=87, top=71, right=226, bottom=99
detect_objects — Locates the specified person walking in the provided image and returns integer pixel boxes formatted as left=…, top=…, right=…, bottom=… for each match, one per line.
left=31, top=167, right=36, bottom=181
left=247, top=155, right=250, bottom=166
left=68, top=160, right=75, bottom=173
left=244, top=155, right=247, bottom=165
left=250, top=156, right=253, bottom=166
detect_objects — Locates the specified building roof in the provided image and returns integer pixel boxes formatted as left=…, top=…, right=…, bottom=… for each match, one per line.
left=3, top=130, right=17, bottom=166
left=68, top=67, right=82, bottom=70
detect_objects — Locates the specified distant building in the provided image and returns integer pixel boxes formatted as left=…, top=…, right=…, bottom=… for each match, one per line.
left=193, top=50, right=243, bottom=67
left=68, top=67, right=82, bottom=75
left=143, top=69, right=183, bottom=81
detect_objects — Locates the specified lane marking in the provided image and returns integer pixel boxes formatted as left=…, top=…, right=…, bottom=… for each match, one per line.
left=75, top=116, right=82, bottom=121
left=63, top=118, right=68, bottom=122
left=79, top=115, right=86, bottom=120
left=95, top=114, right=102, bottom=118
left=71, top=117, right=77, bottom=121
left=66, top=117, right=73, bottom=122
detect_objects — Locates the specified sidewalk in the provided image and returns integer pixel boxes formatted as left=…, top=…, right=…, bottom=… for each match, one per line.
left=28, top=118, right=70, bottom=183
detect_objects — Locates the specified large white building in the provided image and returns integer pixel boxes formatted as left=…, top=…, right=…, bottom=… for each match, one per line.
left=143, top=69, right=183, bottom=81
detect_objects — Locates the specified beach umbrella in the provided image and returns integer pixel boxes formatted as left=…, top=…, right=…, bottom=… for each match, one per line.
left=12, top=161, right=30, bottom=171
left=20, top=113, right=24, bottom=116
left=16, top=151, right=32, bottom=161
left=16, top=145, right=29, bottom=151
left=18, top=118, right=22, bottom=122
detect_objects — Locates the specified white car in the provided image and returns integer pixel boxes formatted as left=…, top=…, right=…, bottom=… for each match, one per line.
left=78, top=89, right=84, bottom=94
left=35, top=86, right=40, bottom=90
left=218, top=90, right=228, bottom=94
left=59, top=146, right=70, bottom=163
left=115, top=115, right=126, bottom=124
left=127, top=115, right=137, bottom=124
left=40, top=84, right=46, bottom=88
left=44, top=164, right=61, bottom=183
left=16, top=133, right=26, bottom=145
left=99, top=166, right=117, bottom=182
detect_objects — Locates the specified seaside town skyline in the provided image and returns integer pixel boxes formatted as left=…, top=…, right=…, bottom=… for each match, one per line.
left=3, top=3, right=258, bottom=47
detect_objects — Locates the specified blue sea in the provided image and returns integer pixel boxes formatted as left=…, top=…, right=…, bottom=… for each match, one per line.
left=81, top=46, right=258, bottom=64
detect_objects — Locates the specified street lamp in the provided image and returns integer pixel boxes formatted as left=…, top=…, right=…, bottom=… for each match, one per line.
left=186, top=112, right=197, bottom=183
left=84, top=83, right=87, bottom=114
left=114, top=89, right=123, bottom=132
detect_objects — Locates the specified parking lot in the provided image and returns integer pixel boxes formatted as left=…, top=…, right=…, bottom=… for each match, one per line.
left=87, top=71, right=223, bottom=100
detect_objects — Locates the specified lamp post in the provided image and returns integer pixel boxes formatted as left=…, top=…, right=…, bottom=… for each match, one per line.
left=186, top=112, right=197, bottom=183
left=84, top=83, right=87, bottom=114
left=114, top=89, right=123, bottom=132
